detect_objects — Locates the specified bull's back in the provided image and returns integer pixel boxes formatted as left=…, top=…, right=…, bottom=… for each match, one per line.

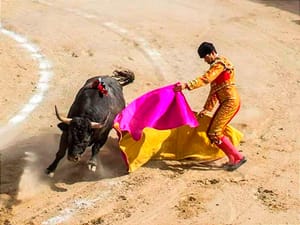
left=68, top=76, right=126, bottom=122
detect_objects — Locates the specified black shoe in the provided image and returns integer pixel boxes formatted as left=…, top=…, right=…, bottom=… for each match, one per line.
left=225, top=157, right=247, bottom=171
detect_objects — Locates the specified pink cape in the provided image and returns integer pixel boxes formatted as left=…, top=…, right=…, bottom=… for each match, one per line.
left=114, top=83, right=199, bottom=140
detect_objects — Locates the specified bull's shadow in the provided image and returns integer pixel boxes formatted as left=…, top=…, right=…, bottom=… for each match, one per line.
left=47, top=135, right=129, bottom=184
left=0, top=132, right=127, bottom=208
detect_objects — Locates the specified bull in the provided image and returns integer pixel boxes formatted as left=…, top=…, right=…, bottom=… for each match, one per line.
left=45, top=69, right=134, bottom=177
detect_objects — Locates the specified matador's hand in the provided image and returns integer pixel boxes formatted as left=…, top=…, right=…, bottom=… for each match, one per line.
left=174, top=82, right=188, bottom=92
left=197, top=109, right=209, bottom=117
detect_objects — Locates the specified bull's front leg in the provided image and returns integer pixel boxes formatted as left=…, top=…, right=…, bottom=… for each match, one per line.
left=45, top=132, right=68, bottom=177
left=88, top=135, right=108, bottom=172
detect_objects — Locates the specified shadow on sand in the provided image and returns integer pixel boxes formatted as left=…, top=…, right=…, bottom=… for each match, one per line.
left=0, top=133, right=128, bottom=208
left=250, top=0, right=300, bottom=18
left=145, top=159, right=225, bottom=174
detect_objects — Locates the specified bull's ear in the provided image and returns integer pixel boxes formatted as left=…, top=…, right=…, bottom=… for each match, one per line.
left=57, top=122, right=69, bottom=131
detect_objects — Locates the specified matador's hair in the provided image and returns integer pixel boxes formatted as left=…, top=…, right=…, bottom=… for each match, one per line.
left=197, top=42, right=217, bottom=58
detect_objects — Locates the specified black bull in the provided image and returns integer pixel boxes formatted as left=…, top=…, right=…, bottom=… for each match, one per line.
left=45, top=70, right=134, bottom=177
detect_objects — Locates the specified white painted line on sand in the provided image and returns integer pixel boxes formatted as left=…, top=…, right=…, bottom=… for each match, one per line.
left=103, top=21, right=165, bottom=81
left=33, top=0, right=53, bottom=6
left=0, top=23, right=53, bottom=130
left=42, top=198, right=100, bottom=225
left=36, top=0, right=166, bottom=81
left=42, top=180, right=121, bottom=225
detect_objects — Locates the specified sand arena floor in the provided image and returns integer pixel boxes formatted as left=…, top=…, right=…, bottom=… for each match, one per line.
left=0, top=1, right=299, bottom=224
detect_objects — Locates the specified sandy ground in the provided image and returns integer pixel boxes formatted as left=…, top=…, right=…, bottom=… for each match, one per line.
left=0, top=0, right=300, bottom=224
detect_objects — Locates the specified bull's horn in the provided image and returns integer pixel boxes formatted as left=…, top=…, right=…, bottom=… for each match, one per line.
left=90, top=112, right=111, bottom=129
left=55, top=105, right=72, bottom=124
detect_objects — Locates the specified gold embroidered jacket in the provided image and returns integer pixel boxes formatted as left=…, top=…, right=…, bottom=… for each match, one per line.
left=186, top=56, right=239, bottom=111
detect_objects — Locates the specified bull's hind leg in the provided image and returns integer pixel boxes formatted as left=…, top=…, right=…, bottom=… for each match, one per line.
left=88, top=134, right=109, bottom=172
left=45, top=132, right=68, bottom=177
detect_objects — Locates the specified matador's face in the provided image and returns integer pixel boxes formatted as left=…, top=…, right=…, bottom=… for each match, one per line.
left=204, top=52, right=217, bottom=64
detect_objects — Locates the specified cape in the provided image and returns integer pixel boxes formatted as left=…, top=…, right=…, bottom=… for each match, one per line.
left=113, top=84, right=243, bottom=172
left=117, top=114, right=243, bottom=172
left=114, top=83, right=199, bottom=141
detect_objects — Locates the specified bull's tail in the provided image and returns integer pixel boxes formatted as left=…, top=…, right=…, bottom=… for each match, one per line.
left=111, top=69, right=135, bottom=86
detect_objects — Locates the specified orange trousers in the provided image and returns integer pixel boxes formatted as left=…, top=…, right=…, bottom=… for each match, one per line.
left=207, top=98, right=240, bottom=143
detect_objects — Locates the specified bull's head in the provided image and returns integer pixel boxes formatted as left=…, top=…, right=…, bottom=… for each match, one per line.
left=55, top=106, right=105, bottom=162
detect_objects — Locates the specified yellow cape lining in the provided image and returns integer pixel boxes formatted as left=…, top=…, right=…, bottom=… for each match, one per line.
left=118, top=115, right=243, bottom=172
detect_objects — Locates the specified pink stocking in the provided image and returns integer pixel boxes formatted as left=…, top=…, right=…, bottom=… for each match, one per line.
left=216, top=136, right=244, bottom=165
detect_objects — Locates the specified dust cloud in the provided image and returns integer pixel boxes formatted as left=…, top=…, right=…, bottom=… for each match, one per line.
left=17, top=152, right=48, bottom=200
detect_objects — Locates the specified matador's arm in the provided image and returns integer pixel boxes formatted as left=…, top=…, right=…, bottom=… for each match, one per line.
left=186, top=63, right=225, bottom=90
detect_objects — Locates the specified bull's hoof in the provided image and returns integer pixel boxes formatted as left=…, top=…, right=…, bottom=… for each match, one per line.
left=45, top=168, right=55, bottom=178
left=88, top=161, right=97, bottom=172
left=88, top=164, right=97, bottom=172
left=48, top=172, right=55, bottom=178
